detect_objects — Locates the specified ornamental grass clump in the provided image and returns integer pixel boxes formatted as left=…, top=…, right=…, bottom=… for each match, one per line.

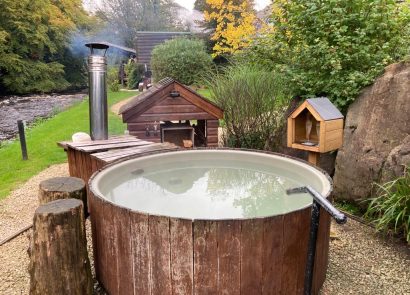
left=365, top=167, right=410, bottom=243
left=205, top=63, right=292, bottom=150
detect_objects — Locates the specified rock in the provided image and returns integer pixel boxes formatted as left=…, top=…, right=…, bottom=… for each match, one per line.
left=333, top=62, right=410, bottom=201
left=72, top=132, right=91, bottom=142
left=380, top=135, right=410, bottom=183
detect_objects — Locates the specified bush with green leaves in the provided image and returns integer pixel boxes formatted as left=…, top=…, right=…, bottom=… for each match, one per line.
left=365, top=167, right=410, bottom=243
left=151, top=38, right=213, bottom=85
left=125, top=63, right=145, bottom=89
left=205, top=63, right=292, bottom=150
left=107, top=67, right=120, bottom=92
left=246, top=0, right=410, bottom=111
left=0, top=0, right=91, bottom=94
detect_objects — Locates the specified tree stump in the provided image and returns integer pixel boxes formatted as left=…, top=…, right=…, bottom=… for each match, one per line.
left=39, top=177, right=88, bottom=216
left=29, top=199, right=93, bottom=295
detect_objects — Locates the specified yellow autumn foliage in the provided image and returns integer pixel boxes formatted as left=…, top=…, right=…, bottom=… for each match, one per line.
left=204, top=0, right=256, bottom=57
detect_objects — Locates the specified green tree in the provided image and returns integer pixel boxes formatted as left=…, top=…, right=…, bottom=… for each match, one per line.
left=151, top=38, right=212, bottom=85
left=125, top=63, right=145, bottom=89
left=0, top=0, right=90, bottom=94
left=247, top=0, right=410, bottom=110
left=192, top=0, right=218, bottom=57
left=194, top=0, right=207, bottom=12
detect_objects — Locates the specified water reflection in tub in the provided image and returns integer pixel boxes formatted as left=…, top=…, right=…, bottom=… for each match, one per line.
left=106, top=159, right=311, bottom=219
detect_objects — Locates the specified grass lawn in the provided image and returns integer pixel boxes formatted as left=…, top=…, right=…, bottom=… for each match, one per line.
left=197, top=88, right=212, bottom=100
left=0, top=90, right=137, bottom=200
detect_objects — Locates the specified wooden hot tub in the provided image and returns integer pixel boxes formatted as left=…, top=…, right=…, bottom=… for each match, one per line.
left=89, top=149, right=332, bottom=295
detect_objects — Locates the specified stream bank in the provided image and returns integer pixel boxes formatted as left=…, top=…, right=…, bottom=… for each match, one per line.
left=0, top=93, right=86, bottom=143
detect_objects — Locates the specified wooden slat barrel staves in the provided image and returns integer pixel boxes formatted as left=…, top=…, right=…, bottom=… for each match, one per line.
left=89, top=193, right=330, bottom=295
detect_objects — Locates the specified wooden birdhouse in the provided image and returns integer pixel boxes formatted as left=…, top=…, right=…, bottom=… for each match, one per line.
left=287, top=97, right=344, bottom=164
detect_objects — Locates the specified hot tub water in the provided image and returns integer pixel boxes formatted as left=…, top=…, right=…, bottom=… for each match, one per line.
left=95, top=151, right=326, bottom=219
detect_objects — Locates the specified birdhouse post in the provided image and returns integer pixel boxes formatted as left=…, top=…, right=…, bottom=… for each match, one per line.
left=287, top=97, right=344, bottom=166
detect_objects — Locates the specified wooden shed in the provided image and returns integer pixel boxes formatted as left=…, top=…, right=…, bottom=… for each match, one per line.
left=119, top=78, right=223, bottom=147
left=135, top=31, right=191, bottom=66
left=287, top=97, right=344, bottom=153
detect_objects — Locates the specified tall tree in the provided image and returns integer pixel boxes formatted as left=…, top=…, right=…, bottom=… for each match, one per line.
left=0, top=0, right=90, bottom=94
left=98, top=0, right=186, bottom=47
left=194, top=0, right=208, bottom=12
left=204, top=0, right=256, bottom=57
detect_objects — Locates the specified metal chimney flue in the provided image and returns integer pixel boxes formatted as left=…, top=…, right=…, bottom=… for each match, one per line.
left=85, top=42, right=109, bottom=140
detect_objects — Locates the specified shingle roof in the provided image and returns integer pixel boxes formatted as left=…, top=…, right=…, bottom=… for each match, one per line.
left=118, top=78, right=174, bottom=114
left=306, top=97, right=343, bottom=120
left=118, top=78, right=223, bottom=120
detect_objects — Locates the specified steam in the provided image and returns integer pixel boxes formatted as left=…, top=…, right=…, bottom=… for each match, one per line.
left=83, top=0, right=102, bottom=14
left=70, top=0, right=206, bottom=60
left=175, top=8, right=204, bottom=33
left=68, top=24, right=132, bottom=66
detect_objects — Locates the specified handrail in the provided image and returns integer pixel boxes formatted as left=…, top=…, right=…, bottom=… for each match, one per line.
left=287, top=185, right=347, bottom=295
left=287, top=186, right=347, bottom=224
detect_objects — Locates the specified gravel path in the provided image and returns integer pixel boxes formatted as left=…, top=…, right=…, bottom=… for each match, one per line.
left=0, top=164, right=409, bottom=295
left=110, top=95, right=136, bottom=115
left=0, top=164, right=69, bottom=240
left=321, top=221, right=410, bottom=295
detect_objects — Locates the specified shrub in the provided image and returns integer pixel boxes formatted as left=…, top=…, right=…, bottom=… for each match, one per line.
left=107, top=67, right=120, bottom=92
left=151, top=38, right=213, bottom=85
left=2, top=60, right=69, bottom=94
left=365, top=167, right=410, bottom=243
left=205, top=63, right=292, bottom=150
left=61, top=48, right=87, bottom=90
left=125, top=63, right=145, bottom=89
left=246, top=0, right=410, bottom=111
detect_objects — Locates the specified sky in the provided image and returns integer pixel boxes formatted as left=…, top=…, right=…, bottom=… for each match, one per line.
left=175, top=0, right=271, bottom=11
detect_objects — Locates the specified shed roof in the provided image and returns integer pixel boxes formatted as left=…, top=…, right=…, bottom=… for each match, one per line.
left=119, top=78, right=174, bottom=114
left=119, top=78, right=223, bottom=120
left=291, top=97, right=343, bottom=121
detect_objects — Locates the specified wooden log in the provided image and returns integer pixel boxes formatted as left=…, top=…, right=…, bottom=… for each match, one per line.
left=29, top=199, right=93, bottom=295
left=38, top=177, right=87, bottom=216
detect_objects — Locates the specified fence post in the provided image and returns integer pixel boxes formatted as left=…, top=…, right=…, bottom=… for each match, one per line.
left=17, top=120, right=28, bottom=160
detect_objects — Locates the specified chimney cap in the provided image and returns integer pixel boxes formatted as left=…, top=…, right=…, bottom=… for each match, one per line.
left=85, top=42, right=110, bottom=50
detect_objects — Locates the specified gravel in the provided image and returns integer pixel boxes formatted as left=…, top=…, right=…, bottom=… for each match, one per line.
left=0, top=164, right=69, bottom=240
left=321, top=221, right=410, bottom=295
left=0, top=164, right=409, bottom=295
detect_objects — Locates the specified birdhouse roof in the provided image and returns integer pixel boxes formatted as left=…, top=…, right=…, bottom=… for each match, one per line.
left=291, top=97, right=343, bottom=121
